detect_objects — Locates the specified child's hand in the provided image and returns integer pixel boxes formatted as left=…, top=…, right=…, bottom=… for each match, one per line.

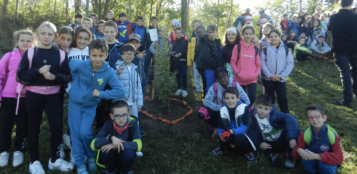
left=297, top=148, right=311, bottom=161
left=39, top=65, right=51, bottom=74
left=92, top=89, right=100, bottom=97
left=101, top=144, right=114, bottom=153
left=43, top=72, right=55, bottom=80
left=117, top=64, right=125, bottom=75
left=137, top=51, right=147, bottom=59
left=307, top=50, right=312, bottom=54
left=174, top=54, right=179, bottom=58
left=289, top=139, right=297, bottom=149
left=111, top=136, right=125, bottom=153
left=259, top=142, right=272, bottom=150
left=172, top=51, right=176, bottom=56
left=306, top=149, right=322, bottom=161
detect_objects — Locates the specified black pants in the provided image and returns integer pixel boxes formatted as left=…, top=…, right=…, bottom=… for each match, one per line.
left=241, top=83, right=257, bottom=105
left=95, top=99, right=111, bottom=130
left=199, top=106, right=220, bottom=128
left=262, top=130, right=293, bottom=157
left=220, top=133, right=252, bottom=154
left=100, top=149, right=136, bottom=173
left=296, top=51, right=309, bottom=61
left=263, top=80, right=289, bottom=113
left=0, top=98, right=27, bottom=152
left=334, top=54, right=357, bottom=101
left=174, top=60, right=188, bottom=90
left=26, top=91, right=62, bottom=162
left=198, top=70, right=207, bottom=96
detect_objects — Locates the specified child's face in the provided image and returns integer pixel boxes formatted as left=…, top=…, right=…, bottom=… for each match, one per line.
left=103, top=26, right=118, bottom=42
left=298, top=38, right=305, bottom=45
left=76, top=32, right=90, bottom=50
left=90, top=16, right=97, bottom=23
left=318, top=37, right=324, bottom=43
left=292, top=17, right=297, bottom=23
left=243, top=29, right=254, bottom=42
left=224, top=93, right=240, bottom=109
left=192, top=22, right=200, bottom=31
left=151, top=19, right=159, bottom=27
left=262, top=26, right=271, bottom=35
left=119, top=16, right=127, bottom=23
left=106, top=12, right=114, bottom=20
left=89, top=48, right=106, bottom=70
left=291, top=32, right=296, bottom=37
left=97, top=24, right=103, bottom=33
left=313, top=14, right=318, bottom=20
left=158, top=28, right=167, bottom=37
left=227, top=31, right=237, bottom=44
left=196, top=29, right=206, bottom=39
left=75, top=17, right=83, bottom=24
left=39, top=26, right=56, bottom=47
left=216, top=72, right=229, bottom=88
left=306, top=18, right=311, bottom=23
left=207, top=30, right=217, bottom=41
left=110, top=107, right=130, bottom=127
left=128, top=40, right=141, bottom=50
left=18, top=34, right=33, bottom=53
left=172, top=25, right=178, bottom=30
left=321, top=15, right=326, bottom=21
left=306, top=110, right=326, bottom=130
left=255, top=104, right=272, bottom=119
left=281, top=35, right=287, bottom=41
left=136, top=19, right=144, bottom=26
left=121, top=51, right=135, bottom=65
left=251, top=38, right=260, bottom=48
left=268, top=32, right=280, bottom=45
left=283, top=15, right=288, bottom=20
left=175, top=30, right=183, bottom=39
left=82, top=21, right=92, bottom=29
left=313, top=21, right=319, bottom=28
left=300, top=33, right=306, bottom=38
left=57, top=33, right=73, bottom=51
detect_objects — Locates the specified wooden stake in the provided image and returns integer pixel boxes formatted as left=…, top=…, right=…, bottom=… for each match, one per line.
left=151, top=40, right=158, bottom=100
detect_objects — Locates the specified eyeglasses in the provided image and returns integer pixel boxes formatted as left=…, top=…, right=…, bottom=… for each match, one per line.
left=307, top=114, right=323, bottom=121
left=113, top=113, right=129, bottom=120
left=122, top=53, right=134, bottom=57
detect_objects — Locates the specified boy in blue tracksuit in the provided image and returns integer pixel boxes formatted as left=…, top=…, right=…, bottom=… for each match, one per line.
left=91, top=101, right=142, bottom=174
left=68, top=39, right=125, bottom=174
left=246, top=94, right=300, bottom=168
left=117, top=12, right=133, bottom=44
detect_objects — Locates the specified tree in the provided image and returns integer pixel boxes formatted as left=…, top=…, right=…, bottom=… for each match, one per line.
left=128, top=0, right=131, bottom=21
left=86, top=0, right=89, bottom=17
left=2, top=0, right=8, bottom=17
left=181, top=0, right=188, bottom=32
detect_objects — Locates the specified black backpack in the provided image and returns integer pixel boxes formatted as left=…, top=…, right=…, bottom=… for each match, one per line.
left=235, top=43, right=259, bottom=65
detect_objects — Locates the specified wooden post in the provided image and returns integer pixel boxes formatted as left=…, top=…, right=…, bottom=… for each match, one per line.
left=151, top=40, right=158, bottom=100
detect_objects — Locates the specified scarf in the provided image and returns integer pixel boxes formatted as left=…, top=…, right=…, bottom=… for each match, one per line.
left=113, top=119, right=130, bottom=134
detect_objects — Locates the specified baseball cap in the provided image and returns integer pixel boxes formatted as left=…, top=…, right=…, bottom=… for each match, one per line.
left=128, top=33, right=142, bottom=43
left=259, top=9, right=264, bottom=14
left=171, top=20, right=181, bottom=26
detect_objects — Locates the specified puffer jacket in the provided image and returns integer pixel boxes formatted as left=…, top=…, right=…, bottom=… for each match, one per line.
left=187, top=32, right=199, bottom=66
left=260, top=42, right=294, bottom=82
left=200, top=38, right=221, bottom=71
left=309, top=40, right=331, bottom=53
left=195, top=35, right=208, bottom=71
left=114, top=61, right=143, bottom=108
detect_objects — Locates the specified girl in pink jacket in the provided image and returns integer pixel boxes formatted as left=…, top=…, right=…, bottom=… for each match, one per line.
left=0, top=29, right=33, bottom=168
left=230, top=25, right=261, bottom=105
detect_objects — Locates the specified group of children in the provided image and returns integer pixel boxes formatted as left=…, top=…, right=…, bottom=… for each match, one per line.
left=0, top=7, right=344, bottom=174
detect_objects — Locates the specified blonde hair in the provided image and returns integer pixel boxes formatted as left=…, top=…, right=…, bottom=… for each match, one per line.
left=13, top=28, right=34, bottom=48
left=36, top=21, right=57, bottom=46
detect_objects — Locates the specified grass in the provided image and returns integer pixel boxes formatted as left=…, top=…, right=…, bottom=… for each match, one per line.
left=2, top=58, right=357, bottom=174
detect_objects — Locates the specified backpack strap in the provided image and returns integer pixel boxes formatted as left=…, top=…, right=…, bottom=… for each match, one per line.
left=27, top=47, right=35, bottom=69
left=59, top=49, right=65, bottom=66
left=303, top=127, right=312, bottom=146
left=231, top=81, right=236, bottom=88
left=326, top=124, right=341, bottom=146
left=213, top=82, right=218, bottom=104
left=235, top=43, right=241, bottom=66
left=254, top=47, right=259, bottom=58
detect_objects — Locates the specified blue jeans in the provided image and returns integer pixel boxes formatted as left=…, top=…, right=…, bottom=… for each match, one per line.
left=204, top=70, right=215, bottom=94
left=334, top=54, right=357, bottom=101
left=144, top=49, right=154, bottom=84
left=174, top=60, right=187, bottom=90
left=301, top=159, right=338, bottom=174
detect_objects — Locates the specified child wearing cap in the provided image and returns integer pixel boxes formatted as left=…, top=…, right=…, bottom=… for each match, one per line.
left=172, top=28, right=189, bottom=97
left=169, top=20, right=188, bottom=45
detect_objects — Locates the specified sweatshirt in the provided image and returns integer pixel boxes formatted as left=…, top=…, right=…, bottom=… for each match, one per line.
left=219, top=43, right=236, bottom=67
left=67, top=47, right=90, bottom=62
left=293, top=44, right=311, bottom=58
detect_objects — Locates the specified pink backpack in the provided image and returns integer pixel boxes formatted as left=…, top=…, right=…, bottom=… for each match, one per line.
left=15, top=48, right=65, bottom=114
left=213, top=81, right=236, bottom=104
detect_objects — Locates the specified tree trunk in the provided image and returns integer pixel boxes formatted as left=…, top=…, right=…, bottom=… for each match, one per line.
left=53, top=0, right=57, bottom=18
left=86, top=0, right=89, bottom=17
left=15, top=0, right=19, bottom=19
left=128, top=0, right=131, bottom=21
left=99, top=0, right=103, bottom=19
left=104, top=0, right=109, bottom=18
left=2, top=0, right=8, bottom=17
left=143, top=0, right=148, bottom=20
left=225, top=0, right=233, bottom=31
left=150, top=0, right=153, bottom=20
left=181, top=0, right=188, bottom=32
left=66, top=0, right=69, bottom=19
left=156, top=0, right=163, bottom=16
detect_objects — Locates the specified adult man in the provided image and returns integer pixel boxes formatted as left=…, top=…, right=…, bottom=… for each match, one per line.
left=329, top=0, right=357, bottom=108
left=232, top=8, right=254, bottom=32
left=257, top=9, right=274, bottom=39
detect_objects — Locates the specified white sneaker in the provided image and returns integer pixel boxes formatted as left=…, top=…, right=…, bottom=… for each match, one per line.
left=29, top=161, right=45, bottom=174
left=181, top=90, right=188, bottom=97
left=62, top=133, right=72, bottom=149
left=70, top=150, right=75, bottom=164
left=60, top=144, right=66, bottom=159
left=175, top=89, right=182, bottom=96
left=48, top=158, right=74, bottom=172
left=12, top=151, right=24, bottom=167
left=0, top=151, right=9, bottom=167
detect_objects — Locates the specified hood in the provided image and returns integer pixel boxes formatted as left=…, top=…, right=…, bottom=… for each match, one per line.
left=84, top=59, right=111, bottom=73
left=240, top=40, right=254, bottom=50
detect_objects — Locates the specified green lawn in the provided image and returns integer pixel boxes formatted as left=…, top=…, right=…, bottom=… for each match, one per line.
left=1, top=59, right=357, bottom=174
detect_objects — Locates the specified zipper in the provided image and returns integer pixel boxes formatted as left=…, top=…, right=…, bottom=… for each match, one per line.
left=92, top=72, right=95, bottom=81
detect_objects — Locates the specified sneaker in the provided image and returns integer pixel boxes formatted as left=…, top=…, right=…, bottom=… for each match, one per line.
left=136, top=152, right=143, bottom=157
left=175, top=89, right=182, bottom=96
left=146, top=84, right=151, bottom=93
left=62, top=133, right=72, bottom=149
left=60, top=144, right=66, bottom=159
left=245, top=152, right=257, bottom=163
left=210, top=147, right=223, bottom=156
left=48, top=158, right=74, bottom=172
left=181, top=90, right=188, bottom=97
left=77, top=165, right=89, bottom=174
left=29, top=161, right=45, bottom=174
left=139, top=127, right=146, bottom=136
left=335, top=100, right=353, bottom=108
left=285, top=158, right=296, bottom=168
left=271, top=153, right=282, bottom=166
left=0, top=151, right=9, bottom=167
left=12, top=151, right=24, bottom=167
left=87, top=157, right=97, bottom=173
left=70, top=150, right=75, bottom=164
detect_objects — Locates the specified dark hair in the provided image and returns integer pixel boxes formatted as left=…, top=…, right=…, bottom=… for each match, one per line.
left=262, top=23, right=275, bottom=30
left=150, top=16, right=159, bottom=21
left=288, top=30, right=297, bottom=40
left=223, top=87, right=239, bottom=98
left=268, top=29, right=281, bottom=37
left=88, top=39, right=108, bottom=54
left=298, top=37, right=306, bottom=42
left=120, top=44, right=135, bottom=54
left=196, top=26, right=206, bottom=32
left=136, top=16, right=144, bottom=21
left=214, top=67, right=229, bottom=79
left=241, top=25, right=255, bottom=35
left=207, top=24, right=217, bottom=32
left=317, top=34, right=325, bottom=39
left=304, top=104, right=325, bottom=117
left=74, top=13, right=83, bottom=19
left=256, top=94, right=272, bottom=106
left=89, top=13, right=98, bottom=18
left=192, top=19, right=202, bottom=26
left=71, top=26, right=92, bottom=48
left=106, top=10, right=114, bottom=14
left=341, top=0, right=353, bottom=7
left=97, top=20, right=105, bottom=25
left=223, top=28, right=241, bottom=45
left=111, top=100, right=130, bottom=113
left=283, top=14, right=287, bottom=17
left=58, top=26, right=74, bottom=36
left=300, top=32, right=306, bottom=36
left=83, top=18, right=92, bottom=23
left=119, top=12, right=127, bottom=18
left=175, top=27, right=183, bottom=33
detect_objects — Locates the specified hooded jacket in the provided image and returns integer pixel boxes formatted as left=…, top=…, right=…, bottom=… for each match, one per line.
left=309, top=40, right=331, bottom=53
left=219, top=42, right=236, bottom=67
left=187, top=31, right=199, bottom=66
left=108, top=41, right=124, bottom=70
left=200, top=38, right=221, bottom=71
left=67, top=47, right=90, bottom=61
left=117, top=20, right=133, bottom=43
left=230, top=40, right=261, bottom=86
left=260, top=42, right=294, bottom=82
left=195, top=36, right=208, bottom=71
left=68, top=59, right=125, bottom=108
left=114, top=61, right=143, bottom=108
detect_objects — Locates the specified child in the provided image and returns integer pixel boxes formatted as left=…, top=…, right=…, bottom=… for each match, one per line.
left=114, top=44, right=143, bottom=120
left=150, top=26, right=171, bottom=56
left=260, top=23, right=275, bottom=49
left=103, top=21, right=123, bottom=68
left=312, top=21, right=325, bottom=40
left=286, top=15, right=300, bottom=37
left=309, top=35, right=331, bottom=60
left=57, top=26, right=74, bottom=54
left=260, top=30, right=294, bottom=113
left=89, top=13, right=98, bottom=35
left=301, top=16, right=313, bottom=45
left=293, top=37, right=312, bottom=62
left=91, top=100, right=142, bottom=174
left=69, top=13, right=83, bottom=30
left=82, top=18, right=96, bottom=40
left=68, top=39, right=125, bottom=173
left=95, top=20, right=106, bottom=40
left=200, top=25, right=221, bottom=95
left=17, top=21, right=73, bottom=173
left=132, top=16, right=148, bottom=51
left=219, top=28, right=241, bottom=79
left=172, top=28, right=189, bottom=97
left=68, top=27, right=92, bottom=61
left=198, top=67, right=250, bottom=137
left=194, top=26, right=208, bottom=95
left=187, top=20, right=202, bottom=100
left=105, top=10, right=117, bottom=22
left=117, top=12, right=133, bottom=44
left=320, top=13, right=328, bottom=33
left=251, top=37, right=260, bottom=49
left=169, top=20, right=187, bottom=45
left=210, top=87, right=257, bottom=163
left=247, top=94, right=300, bottom=168
left=292, top=104, right=343, bottom=173
left=280, top=14, right=289, bottom=35
left=0, top=29, right=33, bottom=168
left=231, top=25, right=261, bottom=105
left=281, top=35, right=288, bottom=46
left=311, top=13, right=321, bottom=29
left=286, top=30, right=298, bottom=51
